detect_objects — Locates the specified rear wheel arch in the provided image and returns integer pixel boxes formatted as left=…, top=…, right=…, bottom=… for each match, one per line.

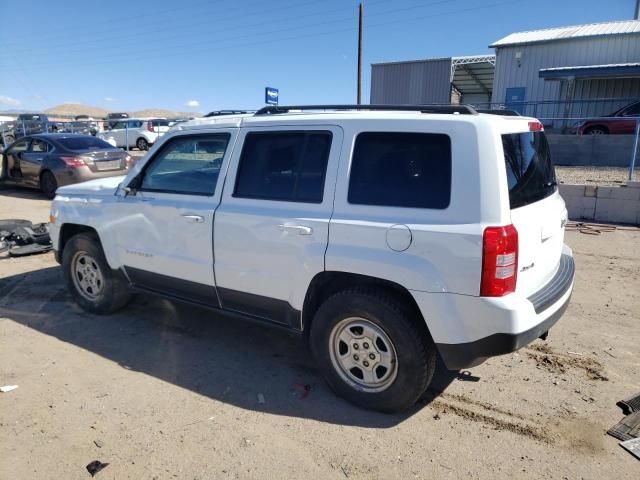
left=584, top=125, right=609, bottom=134
left=302, top=271, right=431, bottom=338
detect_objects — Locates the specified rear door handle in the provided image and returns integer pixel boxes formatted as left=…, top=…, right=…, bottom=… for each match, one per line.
left=277, top=224, right=313, bottom=235
left=182, top=214, right=204, bottom=223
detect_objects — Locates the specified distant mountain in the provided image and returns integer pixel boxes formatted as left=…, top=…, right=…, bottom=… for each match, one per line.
left=40, top=103, right=200, bottom=119
left=44, top=104, right=110, bottom=117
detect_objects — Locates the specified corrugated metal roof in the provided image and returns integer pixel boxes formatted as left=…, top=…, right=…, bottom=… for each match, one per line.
left=490, top=20, right=640, bottom=47
left=540, top=62, right=640, bottom=72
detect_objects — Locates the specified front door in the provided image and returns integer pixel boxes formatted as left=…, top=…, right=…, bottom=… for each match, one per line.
left=4, top=138, right=31, bottom=181
left=110, top=130, right=237, bottom=306
left=214, top=126, right=342, bottom=327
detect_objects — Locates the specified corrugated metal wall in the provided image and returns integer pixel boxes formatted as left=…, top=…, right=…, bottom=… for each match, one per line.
left=492, top=34, right=640, bottom=110
left=370, top=58, right=452, bottom=104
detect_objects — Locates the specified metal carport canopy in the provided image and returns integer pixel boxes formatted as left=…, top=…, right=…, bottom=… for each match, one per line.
left=539, top=63, right=640, bottom=80
left=450, top=55, right=495, bottom=95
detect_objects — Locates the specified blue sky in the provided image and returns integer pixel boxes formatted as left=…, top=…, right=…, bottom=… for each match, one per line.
left=0, top=0, right=634, bottom=113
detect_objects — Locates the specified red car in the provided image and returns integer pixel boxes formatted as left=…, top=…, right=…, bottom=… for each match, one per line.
left=577, top=101, right=640, bottom=135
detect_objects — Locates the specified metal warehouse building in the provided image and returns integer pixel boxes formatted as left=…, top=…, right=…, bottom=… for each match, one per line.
left=370, top=55, right=495, bottom=105
left=490, top=20, right=640, bottom=119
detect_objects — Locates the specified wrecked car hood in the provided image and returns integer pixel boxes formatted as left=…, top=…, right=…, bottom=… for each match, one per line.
left=56, top=175, right=126, bottom=197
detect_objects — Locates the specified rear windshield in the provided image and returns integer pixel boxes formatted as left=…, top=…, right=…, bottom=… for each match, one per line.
left=150, top=119, right=170, bottom=127
left=502, top=131, right=556, bottom=209
left=57, top=137, right=114, bottom=151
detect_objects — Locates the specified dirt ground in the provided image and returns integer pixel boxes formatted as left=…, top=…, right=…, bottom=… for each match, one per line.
left=1, top=185, right=639, bottom=479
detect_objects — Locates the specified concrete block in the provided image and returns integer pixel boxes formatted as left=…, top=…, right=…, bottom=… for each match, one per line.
left=626, top=181, right=640, bottom=189
left=584, top=185, right=597, bottom=197
left=597, top=186, right=640, bottom=201
left=594, top=198, right=640, bottom=225
left=559, top=184, right=585, bottom=198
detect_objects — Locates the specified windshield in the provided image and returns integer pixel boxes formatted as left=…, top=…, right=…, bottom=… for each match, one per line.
left=57, top=136, right=115, bottom=151
left=502, top=131, right=556, bottom=209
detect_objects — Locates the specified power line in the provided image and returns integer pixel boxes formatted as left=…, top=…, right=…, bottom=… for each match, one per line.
left=0, top=0, right=524, bottom=74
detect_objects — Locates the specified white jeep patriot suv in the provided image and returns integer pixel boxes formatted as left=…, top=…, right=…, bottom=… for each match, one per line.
left=49, top=105, right=574, bottom=412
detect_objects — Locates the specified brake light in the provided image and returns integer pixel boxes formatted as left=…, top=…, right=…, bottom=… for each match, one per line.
left=60, top=156, right=86, bottom=168
left=528, top=121, right=544, bottom=132
left=147, top=121, right=154, bottom=132
left=480, top=224, right=518, bottom=297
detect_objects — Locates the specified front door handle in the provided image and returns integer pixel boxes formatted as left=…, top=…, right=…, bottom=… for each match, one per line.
left=182, top=214, right=204, bottom=223
left=277, top=224, right=313, bottom=235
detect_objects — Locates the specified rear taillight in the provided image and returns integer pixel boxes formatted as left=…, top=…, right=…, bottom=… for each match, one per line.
left=480, top=224, right=518, bottom=297
left=528, top=121, right=544, bottom=132
left=147, top=121, right=154, bottom=132
left=60, top=156, right=86, bottom=168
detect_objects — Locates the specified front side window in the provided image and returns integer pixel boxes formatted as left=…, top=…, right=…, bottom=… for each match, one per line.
left=9, top=139, right=30, bottom=153
left=140, top=134, right=230, bottom=195
left=348, top=132, right=452, bottom=209
left=234, top=131, right=332, bottom=203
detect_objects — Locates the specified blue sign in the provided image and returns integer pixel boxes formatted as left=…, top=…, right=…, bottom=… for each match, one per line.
left=265, top=87, right=279, bottom=105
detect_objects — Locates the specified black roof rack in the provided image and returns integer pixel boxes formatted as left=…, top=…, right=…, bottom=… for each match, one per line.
left=204, top=110, right=250, bottom=117
left=475, top=108, right=521, bottom=116
left=254, top=104, right=477, bottom=115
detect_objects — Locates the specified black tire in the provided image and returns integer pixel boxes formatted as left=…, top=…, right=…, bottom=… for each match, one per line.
left=40, top=170, right=58, bottom=199
left=62, top=232, right=131, bottom=314
left=586, top=126, right=607, bottom=135
left=136, top=137, right=149, bottom=151
left=310, top=288, right=436, bottom=413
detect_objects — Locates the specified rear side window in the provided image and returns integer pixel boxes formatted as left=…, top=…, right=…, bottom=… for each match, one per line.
left=348, top=132, right=451, bottom=209
left=502, top=131, right=556, bottom=209
left=234, top=131, right=332, bottom=203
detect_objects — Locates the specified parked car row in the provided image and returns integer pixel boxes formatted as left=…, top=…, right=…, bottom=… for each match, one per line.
left=0, top=134, right=132, bottom=198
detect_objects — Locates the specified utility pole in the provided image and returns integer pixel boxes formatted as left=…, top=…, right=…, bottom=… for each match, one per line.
left=357, top=2, right=363, bottom=104
left=636, top=0, right=640, bottom=19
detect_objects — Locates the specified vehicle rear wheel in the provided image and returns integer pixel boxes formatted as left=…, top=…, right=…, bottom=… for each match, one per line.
left=586, top=127, right=607, bottom=135
left=310, top=288, right=436, bottom=412
left=40, top=170, right=58, bottom=199
left=136, top=137, right=149, bottom=151
left=62, top=233, right=131, bottom=314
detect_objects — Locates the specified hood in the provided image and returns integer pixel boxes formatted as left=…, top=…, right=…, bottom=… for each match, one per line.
left=56, top=175, right=126, bottom=197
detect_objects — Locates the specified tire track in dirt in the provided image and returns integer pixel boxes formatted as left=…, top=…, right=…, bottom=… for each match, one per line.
left=525, top=344, right=608, bottom=381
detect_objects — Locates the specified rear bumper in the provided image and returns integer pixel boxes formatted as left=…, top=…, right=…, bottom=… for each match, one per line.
left=412, top=246, right=575, bottom=370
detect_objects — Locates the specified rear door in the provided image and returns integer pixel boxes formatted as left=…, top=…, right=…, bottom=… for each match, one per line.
left=214, top=126, right=342, bottom=327
left=21, top=138, right=50, bottom=186
left=501, top=123, right=567, bottom=295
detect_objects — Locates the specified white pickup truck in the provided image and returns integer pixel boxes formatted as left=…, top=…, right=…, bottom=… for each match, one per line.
left=49, top=105, right=574, bottom=412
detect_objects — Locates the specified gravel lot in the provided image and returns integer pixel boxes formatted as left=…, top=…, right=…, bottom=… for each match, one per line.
left=1, top=186, right=639, bottom=479
left=556, top=166, right=636, bottom=186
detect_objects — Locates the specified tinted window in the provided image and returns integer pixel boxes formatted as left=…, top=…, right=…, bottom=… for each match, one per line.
left=234, top=131, right=332, bottom=203
left=140, top=134, right=230, bottom=195
left=502, top=131, right=556, bottom=209
left=31, top=139, right=49, bottom=152
left=10, top=139, right=30, bottom=152
left=151, top=119, right=170, bottom=127
left=622, top=103, right=640, bottom=116
left=112, top=121, right=127, bottom=130
left=57, top=137, right=114, bottom=151
left=348, top=132, right=451, bottom=209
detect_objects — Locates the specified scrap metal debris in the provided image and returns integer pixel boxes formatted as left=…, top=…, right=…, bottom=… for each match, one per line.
left=620, top=437, right=640, bottom=461
left=85, top=460, right=109, bottom=477
left=617, top=392, right=640, bottom=416
left=0, top=219, right=51, bottom=257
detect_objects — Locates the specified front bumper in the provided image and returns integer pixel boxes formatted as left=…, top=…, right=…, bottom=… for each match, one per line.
left=417, top=249, right=575, bottom=370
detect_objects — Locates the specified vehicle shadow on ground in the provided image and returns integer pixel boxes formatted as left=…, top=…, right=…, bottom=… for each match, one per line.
left=0, top=266, right=461, bottom=428
left=0, top=184, right=48, bottom=200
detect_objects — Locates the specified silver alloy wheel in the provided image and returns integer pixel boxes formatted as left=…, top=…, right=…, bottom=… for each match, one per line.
left=71, top=251, right=105, bottom=301
left=329, top=317, right=398, bottom=392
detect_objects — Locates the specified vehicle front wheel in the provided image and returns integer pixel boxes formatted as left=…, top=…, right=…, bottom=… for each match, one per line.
left=62, top=233, right=131, bottom=314
left=586, top=127, right=607, bottom=135
left=310, top=288, right=436, bottom=412
left=40, top=170, right=58, bottom=199
left=136, top=137, right=149, bottom=150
